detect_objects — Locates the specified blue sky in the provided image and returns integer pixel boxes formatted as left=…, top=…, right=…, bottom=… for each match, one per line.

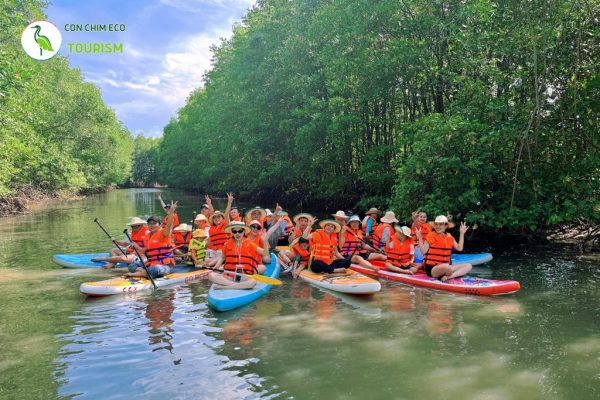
left=46, top=0, right=254, bottom=137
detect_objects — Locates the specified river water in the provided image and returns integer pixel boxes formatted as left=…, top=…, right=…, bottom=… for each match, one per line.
left=0, top=188, right=598, bottom=399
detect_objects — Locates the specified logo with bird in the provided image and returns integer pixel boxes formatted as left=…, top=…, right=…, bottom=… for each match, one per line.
left=21, top=21, right=62, bottom=60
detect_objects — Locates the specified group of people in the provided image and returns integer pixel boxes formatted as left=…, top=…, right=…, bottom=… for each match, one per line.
left=93, top=193, right=472, bottom=290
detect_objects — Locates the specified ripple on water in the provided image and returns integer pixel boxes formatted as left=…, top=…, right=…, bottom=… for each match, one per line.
left=55, top=287, right=281, bottom=399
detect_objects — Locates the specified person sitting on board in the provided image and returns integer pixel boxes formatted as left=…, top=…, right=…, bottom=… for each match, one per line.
left=123, top=201, right=178, bottom=279
left=208, top=221, right=268, bottom=290
left=338, top=215, right=380, bottom=270
left=411, top=210, right=432, bottom=241
left=245, top=206, right=266, bottom=226
left=194, top=213, right=210, bottom=235
left=332, top=210, right=349, bottom=228
left=200, top=195, right=214, bottom=218
left=303, top=218, right=351, bottom=274
left=415, top=215, right=471, bottom=282
left=91, top=216, right=149, bottom=268
left=372, top=211, right=399, bottom=252
left=362, top=207, right=381, bottom=241
left=189, top=229, right=208, bottom=267
left=229, top=206, right=242, bottom=222
left=158, top=193, right=179, bottom=228
left=173, top=223, right=193, bottom=262
left=247, top=219, right=272, bottom=264
left=291, top=237, right=311, bottom=278
left=204, top=193, right=234, bottom=268
left=263, top=204, right=292, bottom=247
left=385, top=225, right=418, bottom=274
left=288, top=213, right=314, bottom=246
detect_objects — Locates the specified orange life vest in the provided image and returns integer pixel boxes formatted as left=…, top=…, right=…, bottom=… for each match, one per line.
left=412, top=222, right=432, bottom=241
left=247, top=234, right=265, bottom=249
left=311, top=230, right=338, bottom=264
left=362, top=218, right=380, bottom=235
left=161, top=212, right=179, bottom=228
left=128, top=227, right=150, bottom=253
left=208, top=221, right=230, bottom=250
left=173, top=231, right=191, bottom=249
left=385, top=237, right=414, bottom=267
left=292, top=243, right=310, bottom=266
left=373, top=223, right=396, bottom=250
left=143, top=229, right=174, bottom=266
left=222, top=238, right=260, bottom=275
left=340, top=227, right=363, bottom=256
left=423, top=232, right=454, bottom=267
left=282, top=216, right=294, bottom=237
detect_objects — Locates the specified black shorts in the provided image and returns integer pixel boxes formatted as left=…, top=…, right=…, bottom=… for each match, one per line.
left=424, top=265, right=434, bottom=277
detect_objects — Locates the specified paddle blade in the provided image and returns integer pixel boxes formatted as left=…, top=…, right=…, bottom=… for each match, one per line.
left=249, top=274, right=282, bottom=285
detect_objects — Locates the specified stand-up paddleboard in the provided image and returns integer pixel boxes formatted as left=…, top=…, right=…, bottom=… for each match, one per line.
left=53, top=253, right=127, bottom=269
left=413, top=250, right=493, bottom=266
left=351, top=262, right=519, bottom=296
left=299, top=268, right=381, bottom=295
left=80, top=265, right=210, bottom=296
left=208, top=253, right=280, bottom=312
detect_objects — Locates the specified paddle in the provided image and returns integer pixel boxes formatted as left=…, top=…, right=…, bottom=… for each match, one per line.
left=123, top=229, right=157, bottom=290
left=210, top=268, right=282, bottom=285
left=347, top=229, right=387, bottom=256
left=94, top=218, right=128, bottom=256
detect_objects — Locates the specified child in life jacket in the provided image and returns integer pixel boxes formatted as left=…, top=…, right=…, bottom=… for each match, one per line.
left=189, top=229, right=208, bottom=267
left=291, top=237, right=311, bottom=278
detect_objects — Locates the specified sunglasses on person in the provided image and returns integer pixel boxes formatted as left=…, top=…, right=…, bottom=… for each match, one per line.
left=250, top=225, right=261, bottom=230
left=231, top=229, right=245, bottom=234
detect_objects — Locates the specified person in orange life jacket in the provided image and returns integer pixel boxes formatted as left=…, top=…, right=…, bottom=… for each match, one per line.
left=338, top=215, right=379, bottom=270
left=158, top=193, right=179, bottom=228
left=288, top=213, right=313, bottom=246
left=245, top=206, right=266, bottom=226
left=229, top=207, right=242, bottom=222
left=362, top=207, right=381, bottom=241
left=291, top=237, right=311, bottom=278
left=332, top=210, right=349, bottom=227
left=91, top=217, right=150, bottom=268
left=276, top=212, right=314, bottom=268
left=345, top=215, right=386, bottom=261
left=303, top=218, right=351, bottom=274
left=204, top=192, right=234, bottom=268
left=415, top=215, right=471, bottom=282
left=201, top=194, right=214, bottom=218
left=194, top=213, right=210, bottom=235
left=372, top=211, right=399, bottom=251
left=385, top=225, right=418, bottom=275
left=247, top=220, right=269, bottom=254
left=208, top=221, right=268, bottom=290
left=411, top=210, right=432, bottom=239
left=124, top=201, right=178, bottom=279
left=173, top=223, right=193, bottom=261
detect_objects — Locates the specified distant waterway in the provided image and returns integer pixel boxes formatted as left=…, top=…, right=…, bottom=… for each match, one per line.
left=0, top=189, right=598, bottom=399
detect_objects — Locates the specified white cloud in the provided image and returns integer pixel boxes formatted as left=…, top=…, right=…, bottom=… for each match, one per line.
left=159, top=0, right=254, bottom=13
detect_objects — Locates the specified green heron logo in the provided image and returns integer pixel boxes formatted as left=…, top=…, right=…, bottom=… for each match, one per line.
left=21, top=20, right=62, bottom=60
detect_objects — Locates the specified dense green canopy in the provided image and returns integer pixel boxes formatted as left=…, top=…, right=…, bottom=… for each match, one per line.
left=0, top=0, right=133, bottom=200
left=158, top=0, right=599, bottom=231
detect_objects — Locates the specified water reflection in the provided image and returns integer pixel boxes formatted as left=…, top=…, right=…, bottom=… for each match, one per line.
left=55, top=285, right=279, bottom=399
left=2, top=188, right=591, bottom=400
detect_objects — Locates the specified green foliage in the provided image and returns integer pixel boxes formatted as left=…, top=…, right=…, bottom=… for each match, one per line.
left=0, top=0, right=133, bottom=198
left=157, top=0, right=599, bottom=231
left=129, top=135, right=160, bottom=186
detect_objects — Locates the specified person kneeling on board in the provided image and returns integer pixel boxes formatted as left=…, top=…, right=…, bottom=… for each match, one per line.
left=123, top=201, right=178, bottom=279
left=385, top=225, right=418, bottom=275
left=208, top=222, right=268, bottom=290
